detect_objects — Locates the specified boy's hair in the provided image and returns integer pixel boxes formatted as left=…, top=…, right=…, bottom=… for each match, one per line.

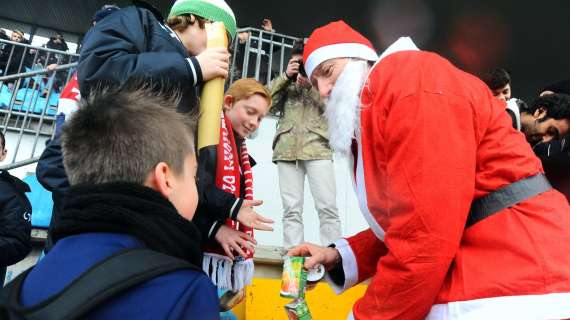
left=482, top=68, right=511, bottom=91
left=0, top=131, right=4, bottom=150
left=166, top=14, right=208, bottom=32
left=225, top=78, right=272, bottom=107
left=526, top=93, right=570, bottom=122
left=61, top=79, right=197, bottom=186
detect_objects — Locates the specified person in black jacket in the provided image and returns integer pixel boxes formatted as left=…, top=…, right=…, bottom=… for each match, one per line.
left=0, top=131, right=32, bottom=284
left=0, top=30, right=34, bottom=79
left=77, top=0, right=236, bottom=112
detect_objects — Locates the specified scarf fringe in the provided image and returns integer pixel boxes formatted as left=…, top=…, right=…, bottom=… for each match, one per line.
left=203, top=252, right=254, bottom=291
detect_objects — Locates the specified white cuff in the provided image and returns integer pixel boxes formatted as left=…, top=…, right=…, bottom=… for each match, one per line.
left=229, top=198, right=240, bottom=219
left=186, top=58, right=198, bottom=86
left=208, top=221, right=219, bottom=238
left=325, top=238, right=359, bottom=294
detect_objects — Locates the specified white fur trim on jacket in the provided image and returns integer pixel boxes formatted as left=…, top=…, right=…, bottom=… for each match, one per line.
left=305, top=43, right=378, bottom=79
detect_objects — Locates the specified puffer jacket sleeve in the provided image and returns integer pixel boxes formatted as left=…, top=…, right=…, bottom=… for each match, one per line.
left=36, top=134, right=69, bottom=193
left=0, top=172, right=32, bottom=266
left=77, top=6, right=202, bottom=97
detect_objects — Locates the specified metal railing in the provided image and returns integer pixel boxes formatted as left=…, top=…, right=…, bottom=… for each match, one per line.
left=0, top=39, right=78, bottom=170
left=229, top=28, right=302, bottom=86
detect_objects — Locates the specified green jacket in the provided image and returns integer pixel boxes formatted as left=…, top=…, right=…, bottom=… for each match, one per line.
left=269, top=74, right=332, bottom=162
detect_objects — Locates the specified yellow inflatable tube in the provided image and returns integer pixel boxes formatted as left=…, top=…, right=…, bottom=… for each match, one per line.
left=198, top=22, right=228, bottom=152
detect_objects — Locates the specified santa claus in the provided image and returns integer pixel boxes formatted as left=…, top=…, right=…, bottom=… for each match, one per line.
left=288, top=21, right=570, bottom=319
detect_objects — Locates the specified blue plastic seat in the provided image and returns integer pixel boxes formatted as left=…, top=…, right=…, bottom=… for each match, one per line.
left=22, top=174, right=53, bottom=228
left=0, top=84, right=12, bottom=108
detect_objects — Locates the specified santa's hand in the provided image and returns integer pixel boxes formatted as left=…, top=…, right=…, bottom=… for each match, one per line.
left=215, top=225, right=256, bottom=260
left=237, top=199, right=274, bottom=231
left=288, top=242, right=341, bottom=271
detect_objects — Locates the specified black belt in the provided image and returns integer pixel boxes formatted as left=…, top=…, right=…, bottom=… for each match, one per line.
left=466, top=174, right=552, bottom=228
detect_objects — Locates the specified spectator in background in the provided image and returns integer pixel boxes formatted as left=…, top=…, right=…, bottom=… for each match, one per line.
left=0, top=131, right=32, bottom=284
left=42, top=33, right=69, bottom=64
left=0, top=30, right=34, bottom=81
left=532, top=82, right=570, bottom=200
left=269, top=41, right=341, bottom=251
left=506, top=93, right=570, bottom=200
left=482, top=67, right=511, bottom=101
left=39, top=32, right=70, bottom=92
left=44, top=33, right=68, bottom=53
left=513, top=93, right=570, bottom=147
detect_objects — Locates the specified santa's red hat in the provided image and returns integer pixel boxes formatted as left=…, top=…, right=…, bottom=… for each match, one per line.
left=303, top=20, right=378, bottom=79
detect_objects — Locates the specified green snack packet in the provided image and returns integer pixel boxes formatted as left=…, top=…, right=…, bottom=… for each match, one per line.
left=280, top=256, right=308, bottom=298
left=285, top=298, right=312, bottom=320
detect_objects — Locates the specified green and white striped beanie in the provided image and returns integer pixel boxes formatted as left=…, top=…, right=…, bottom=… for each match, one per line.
left=168, top=0, right=237, bottom=42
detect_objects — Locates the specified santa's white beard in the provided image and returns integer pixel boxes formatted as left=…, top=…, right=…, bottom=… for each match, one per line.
left=324, top=59, right=369, bottom=154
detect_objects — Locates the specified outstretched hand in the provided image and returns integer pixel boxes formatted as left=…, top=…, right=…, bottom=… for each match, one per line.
left=215, top=225, right=256, bottom=260
left=237, top=199, right=274, bottom=231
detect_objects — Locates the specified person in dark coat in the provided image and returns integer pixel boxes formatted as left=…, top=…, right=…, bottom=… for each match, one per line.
left=0, top=30, right=34, bottom=77
left=0, top=131, right=32, bottom=283
left=77, top=0, right=235, bottom=112
left=19, top=80, right=219, bottom=318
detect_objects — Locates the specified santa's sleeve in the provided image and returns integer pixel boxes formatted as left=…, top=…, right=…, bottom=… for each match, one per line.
left=352, top=90, right=478, bottom=319
left=326, top=228, right=387, bottom=293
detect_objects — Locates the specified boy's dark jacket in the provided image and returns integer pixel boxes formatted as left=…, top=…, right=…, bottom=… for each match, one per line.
left=77, top=6, right=203, bottom=113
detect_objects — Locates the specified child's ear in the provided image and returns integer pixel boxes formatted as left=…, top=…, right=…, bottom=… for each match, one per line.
left=223, top=95, right=234, bottom=111
left=144, top=162, right=174, bottom=198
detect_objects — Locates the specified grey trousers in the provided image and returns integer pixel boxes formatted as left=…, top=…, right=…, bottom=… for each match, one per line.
left=278, top=160, right=341, bottom=250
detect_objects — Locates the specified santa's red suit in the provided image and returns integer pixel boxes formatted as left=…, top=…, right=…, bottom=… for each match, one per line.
left=304, top=21, right=570, bottom=319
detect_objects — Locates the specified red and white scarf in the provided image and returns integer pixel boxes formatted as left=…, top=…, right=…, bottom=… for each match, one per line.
left=202, top=112, right=255, bottom=291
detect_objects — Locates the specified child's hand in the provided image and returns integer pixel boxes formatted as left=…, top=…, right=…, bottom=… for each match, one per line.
left=237, top=199, right=274, bottom=231
left=214, top=225, right=256, bottom=259
left=196, top=47, right=230, bottom=81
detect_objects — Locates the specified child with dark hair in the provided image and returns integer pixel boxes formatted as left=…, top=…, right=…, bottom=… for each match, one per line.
left=10, top=81, right=219, bottom=318
left=517, top=93, right=570, bottom=146
left=482, top=68, right=511, bottom=101
left=0, top=131, right=32, bottom=284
